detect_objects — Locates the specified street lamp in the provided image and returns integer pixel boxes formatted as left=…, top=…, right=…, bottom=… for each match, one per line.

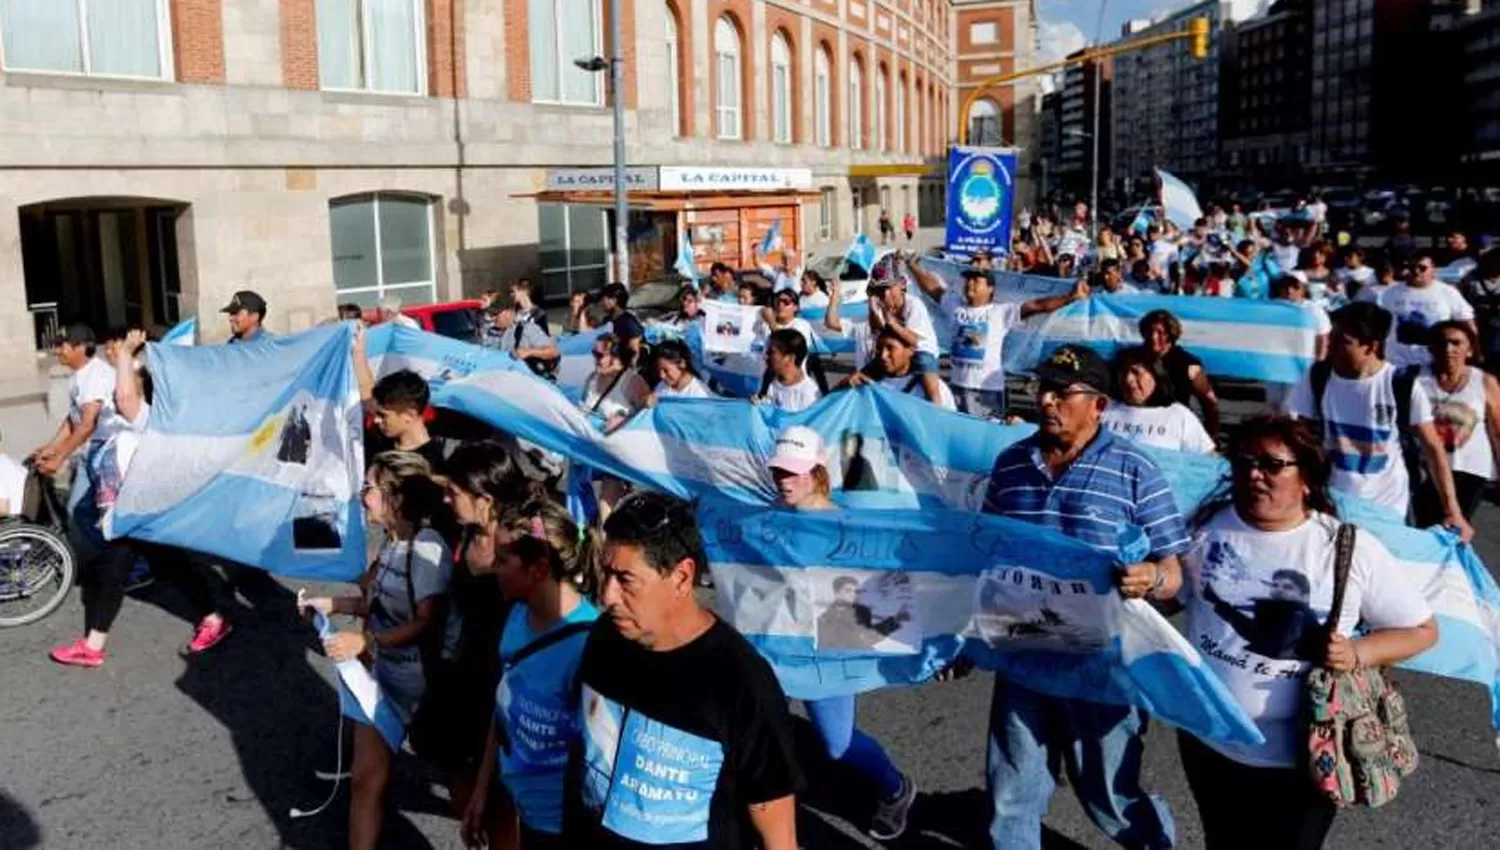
left=1091, top=0, right=1109, bottom=240
left=574, top=1, right=628, bottom=286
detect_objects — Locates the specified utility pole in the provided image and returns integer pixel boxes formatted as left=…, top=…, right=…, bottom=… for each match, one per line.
left=610, top=0, right=629, bottom=286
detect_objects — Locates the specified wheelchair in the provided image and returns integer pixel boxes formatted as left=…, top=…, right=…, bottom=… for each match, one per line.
left=0, top=463, right=78, bottom=628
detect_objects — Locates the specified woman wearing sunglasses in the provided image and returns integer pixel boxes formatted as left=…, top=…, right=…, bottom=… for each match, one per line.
left=301, top=451, right=460, bottom=850
left=461, top=494, right=601, bottom=850
left=1175, top=415, right=1436, bottom=849
left=763, top=426, right=918, bottom=841
left=580, top=332, right=650, bottom=433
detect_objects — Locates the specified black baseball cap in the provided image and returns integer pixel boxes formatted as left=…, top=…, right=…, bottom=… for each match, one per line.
left=55, top=322, right=97, bottom=347
left=221, top=290, right=267, bottom=316
left=1034, top=345, right=1111, bottom=395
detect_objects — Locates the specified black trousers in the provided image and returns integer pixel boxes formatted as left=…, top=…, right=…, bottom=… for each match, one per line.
left=81, top=540, right=225, bottom=633
left=1413, top=469, right=1489, bottom=526
left=1178, top=731, right=1336, bottom=850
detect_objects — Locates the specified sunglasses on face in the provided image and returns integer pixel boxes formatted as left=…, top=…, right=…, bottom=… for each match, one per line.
left=1232, top=454, right=1299, bottom=475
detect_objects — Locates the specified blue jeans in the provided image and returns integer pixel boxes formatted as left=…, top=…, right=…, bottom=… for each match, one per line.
left=66, top=449, right=106, bottom=553
left=987, top=676, right=1173, bottom=850
left=805, top=696, right=904, bottom=798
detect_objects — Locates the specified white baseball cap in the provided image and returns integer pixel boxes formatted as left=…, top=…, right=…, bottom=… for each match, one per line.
left=768, top=426, right=826, bottom=475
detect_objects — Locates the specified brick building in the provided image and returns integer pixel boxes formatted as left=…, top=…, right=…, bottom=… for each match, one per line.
left=0, top=0, right=1002, bottom=425
left=951, top=0, right=1040, bottom=204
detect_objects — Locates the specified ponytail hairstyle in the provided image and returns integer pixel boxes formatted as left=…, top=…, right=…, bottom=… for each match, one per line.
left=802, top=269, right=829, bottom=295
left=369, top=450, right=460, bottom=543
left=495, top=494, right=604, bottom=599
left=651, top=338, right=700, bottom=381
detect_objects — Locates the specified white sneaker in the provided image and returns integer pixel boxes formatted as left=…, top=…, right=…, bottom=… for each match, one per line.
left=869, top=773, right=917, bottom=841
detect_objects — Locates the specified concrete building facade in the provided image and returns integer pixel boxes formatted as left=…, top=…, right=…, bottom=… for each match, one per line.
left=1219, top=0, right=1311, bottom=188
left=951, top=0, right=1040, bottom=205
left=0, top=0, right=987, bottom=428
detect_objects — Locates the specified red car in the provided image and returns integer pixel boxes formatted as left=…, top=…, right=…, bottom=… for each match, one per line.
left=365, top=299, right=485, bottom=342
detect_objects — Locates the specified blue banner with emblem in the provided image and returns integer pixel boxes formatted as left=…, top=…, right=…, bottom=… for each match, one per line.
left=945, top=146, right=1017, bottom=257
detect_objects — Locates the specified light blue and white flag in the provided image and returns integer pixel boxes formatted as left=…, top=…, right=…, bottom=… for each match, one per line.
left=312, top=609, right=406, bottom=751
left=760, top=219, right=783, bottom=256
left=161, top=317, right=197, bottom=347
left=1157, top=168, right=1204, bottom=232
left=109, top=324, right=365, bottom=581
left=846, top=233, right=878, bottom=273
left=1005, top=293, right=1321, bottom=384
left=1439, top=257, right=1477, bottom=285
left=674, top=231, right=699, bottom=284
left=1130, top=207, right=1156, bottom=236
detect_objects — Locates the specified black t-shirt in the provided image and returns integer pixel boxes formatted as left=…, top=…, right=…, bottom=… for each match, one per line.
left=563, top=616, right=801, bottom=850
left=363, top=433, right=455, bottom=470
left=1160, top=345, right=1203, bottom=407
left=611, top=310, right=645, bottom=342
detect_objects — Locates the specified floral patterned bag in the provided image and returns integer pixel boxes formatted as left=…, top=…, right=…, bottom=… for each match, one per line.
left=1303, top=524, right=1419, bottom=808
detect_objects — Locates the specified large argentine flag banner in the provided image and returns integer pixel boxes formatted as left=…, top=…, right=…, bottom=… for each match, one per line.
left=109, top=324, right=366, bottom=582
left=1006, top=293, right=1322, bottom=385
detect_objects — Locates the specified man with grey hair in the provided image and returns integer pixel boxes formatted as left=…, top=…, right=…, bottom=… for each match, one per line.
left=378, top=295, right=420, bottom=329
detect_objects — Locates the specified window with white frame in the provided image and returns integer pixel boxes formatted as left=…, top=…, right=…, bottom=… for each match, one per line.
left=814, top=48, right=832, bottom=147
left=849, top=59, right=863, bottom=150
left=969, top=22, right=997, bottom=44
left=818, top=188, right=836, bottom=241
left=538, top=204, right=609, bottom=299
left=666, top=5, right=681, bottom=135
left=771, top=32, right=792, bottom=144
left=968, top=97, right=1001, bottom=146
left=528, top=0, right=601, bottom=104
left=329, top=194, right=437, bottom=307
left=714, top=17, right=742, bottom=140
left=874, top=70, right=887, bottom=152
left=895, top=77, right=906, bottom=152
left=316, top=0, right=425, bottom=94
left=0, top=0, right=172, bottom=79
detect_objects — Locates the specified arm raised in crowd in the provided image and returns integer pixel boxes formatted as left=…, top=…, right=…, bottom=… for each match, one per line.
left=113, top=329, right=148, bottom=423
left=1020, top=278, right=1089, bottom=320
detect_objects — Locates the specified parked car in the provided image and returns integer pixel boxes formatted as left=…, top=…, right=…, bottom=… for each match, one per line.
left=366, top=299, right=485, bottom=343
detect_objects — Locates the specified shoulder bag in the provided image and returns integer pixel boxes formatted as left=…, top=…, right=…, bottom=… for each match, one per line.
left=1303, top=523, right=1419, bottom=808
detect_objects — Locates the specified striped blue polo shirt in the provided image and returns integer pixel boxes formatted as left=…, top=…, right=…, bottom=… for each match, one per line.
left=982, top=427, right=1190, bottom=559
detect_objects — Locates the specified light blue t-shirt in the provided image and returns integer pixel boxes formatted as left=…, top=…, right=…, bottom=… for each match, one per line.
left=496, top=599, right=600, bottom=834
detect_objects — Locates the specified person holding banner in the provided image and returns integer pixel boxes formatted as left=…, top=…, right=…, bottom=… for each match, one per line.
left=865, top=263, right=945, bottom=404
left=647, top=340, right=716, bottom=403
left=1177, top=415, right=1436, bottom=849
left=564, top=492, right=802, bottom=849
left=462, top=495, right=602, bottom=850
left=981, top=344, right=1187, bottom=850
left=843, top=327, right=957, bottom=411
left=757, top=329, right=822, bottom=413
left=580, top=334, right=650, bottom=432
left=301, top=452, right=459, bottom=850
left=761, top=426, right=917, bottom=840
left=907, top=258, right=1084, bottom=419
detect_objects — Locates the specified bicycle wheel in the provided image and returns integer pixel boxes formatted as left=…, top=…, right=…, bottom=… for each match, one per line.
left=0, top=522, right=77, bottom=628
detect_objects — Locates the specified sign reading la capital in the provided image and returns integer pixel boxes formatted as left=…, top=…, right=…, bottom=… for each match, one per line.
left=944, top=147, right=1017, bottom=257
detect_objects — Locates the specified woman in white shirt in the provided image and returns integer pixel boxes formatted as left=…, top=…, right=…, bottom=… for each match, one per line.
left=799, top=270, right=832, bottom=311
left=1413, top=321, right=1500, bottom=525
left=579, top=333, right=649, bottom=431
left=1100, top=348, right=1217, bottom=454
left=647, top=339, right=715, bottom=404
left=1174, top=415, right=1436, bottom=850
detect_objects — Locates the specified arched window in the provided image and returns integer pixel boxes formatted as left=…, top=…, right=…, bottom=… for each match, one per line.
left=814, top=47, right=832, bottom=148
left=771, top=32, right=792, bottom=144
left=666, top=4, right=682, bottom=136
left=895, top=74, right=907, bottom=152
left=714, top=17, right=742, bottom=140
left=849, top=55, right=864, bottom=150
left=874, top=67, right=887, bottom=152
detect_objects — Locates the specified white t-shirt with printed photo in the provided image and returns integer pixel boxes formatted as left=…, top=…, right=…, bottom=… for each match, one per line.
left=943, top=293, right=1023, bottom=392
left=1100, top=402, right=1217, bottom=454
left=1287, top=362, right=1432, bottom=514
left=765, top=375, right=822, bottom=413
left=1183, top=510, right=1432, bottom=768
left=1378, top=282, right=1475, bottom=367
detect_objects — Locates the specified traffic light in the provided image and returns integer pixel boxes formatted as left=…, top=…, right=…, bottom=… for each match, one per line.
left=1188, top=16, right=1210, bottom=60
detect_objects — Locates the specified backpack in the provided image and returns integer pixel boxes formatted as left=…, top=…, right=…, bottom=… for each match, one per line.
left=513, top=320, right=560, bottom=381
left=1308, top=360, right=1423, bottom=489
left=1303, top=524, right=1419, bottom=807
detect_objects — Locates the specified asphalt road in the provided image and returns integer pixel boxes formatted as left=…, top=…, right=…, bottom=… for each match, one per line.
left=4, top=420, right=1499, bottom=850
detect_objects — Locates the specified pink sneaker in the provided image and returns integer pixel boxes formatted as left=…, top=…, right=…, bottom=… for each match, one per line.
left=186, top=616, right=232, bottom=654
left=50, top=638, right=105, bottom=668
